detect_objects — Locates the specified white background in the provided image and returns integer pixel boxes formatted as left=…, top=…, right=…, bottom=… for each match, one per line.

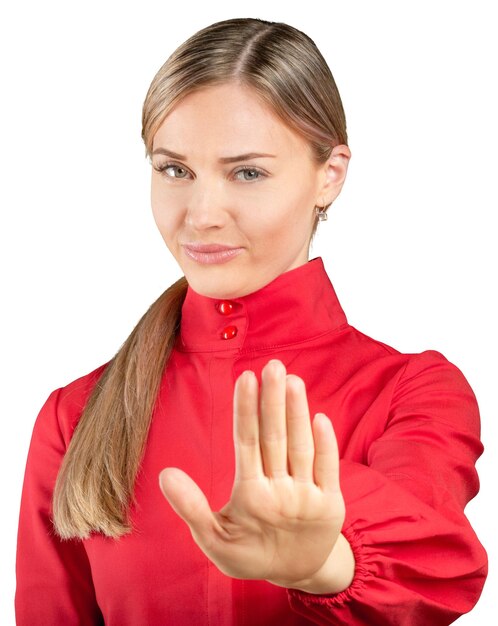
left=1, top=1, right=496, bottom=624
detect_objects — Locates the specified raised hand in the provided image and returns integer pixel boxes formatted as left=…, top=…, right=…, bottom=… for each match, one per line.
left=159, top=359, right=352, bottom=593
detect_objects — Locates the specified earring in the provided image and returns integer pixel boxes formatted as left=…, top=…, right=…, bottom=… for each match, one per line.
left=314, top=205, right=328, bottom=221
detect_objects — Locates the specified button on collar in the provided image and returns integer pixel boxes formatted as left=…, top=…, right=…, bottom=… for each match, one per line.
left=179, top=258, right=345, bottom=352
left=221, top=325, right=238, bottom=340
left=216, top=300, right=235, bottom=315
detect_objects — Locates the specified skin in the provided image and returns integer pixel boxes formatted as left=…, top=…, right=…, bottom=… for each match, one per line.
left=150, top=82, right=350, bottom=299
left=153, top=82, right=355, bottom=594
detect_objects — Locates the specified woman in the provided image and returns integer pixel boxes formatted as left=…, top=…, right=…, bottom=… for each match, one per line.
left=15, top=17, right=487, bottom=625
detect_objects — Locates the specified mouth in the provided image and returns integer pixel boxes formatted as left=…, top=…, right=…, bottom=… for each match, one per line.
left=182, top=243, right=244, bottom=265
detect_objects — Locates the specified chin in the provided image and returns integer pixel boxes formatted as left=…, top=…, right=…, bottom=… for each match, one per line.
left=184, top=272, right=243, bottom=300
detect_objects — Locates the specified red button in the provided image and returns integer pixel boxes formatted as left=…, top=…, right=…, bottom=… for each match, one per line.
left=221, top=325, right=238, bottom=340
left=216, top=300, right=235, bottom=315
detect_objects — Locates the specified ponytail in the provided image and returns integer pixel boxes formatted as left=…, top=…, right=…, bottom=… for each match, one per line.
left=52, top=276, right=188, bottom=539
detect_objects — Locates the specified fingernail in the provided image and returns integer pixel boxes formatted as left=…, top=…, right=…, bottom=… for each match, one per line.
left=262, top=360, right=285, bottom=377
left=160, top=468, right=179, bottom=484
left=268, top=359, right=285, bottom=371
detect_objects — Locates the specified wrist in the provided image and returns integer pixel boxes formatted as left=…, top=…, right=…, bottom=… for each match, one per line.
left=287, top=532, right=355, bottom=595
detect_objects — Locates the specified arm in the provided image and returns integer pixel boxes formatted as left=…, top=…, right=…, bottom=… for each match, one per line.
left=287, top=350, right=488, bottom=625
left=15, top=388, right=103, bottom=625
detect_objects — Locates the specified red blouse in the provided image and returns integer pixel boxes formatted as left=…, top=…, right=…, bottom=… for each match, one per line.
left=15, top=257, right=487, bottom=625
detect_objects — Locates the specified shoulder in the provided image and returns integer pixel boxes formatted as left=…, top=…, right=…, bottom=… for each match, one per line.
left=58, top=361, right=110, bottom=406
left=346, top=322, right=471, bottom=377
left=28, top=360, right=111, bottom=455
left=342, top=325, right=478, bottom=415
left=391, top=348, right=479, bottom=424
left=51, top=360, right=111, bottom=445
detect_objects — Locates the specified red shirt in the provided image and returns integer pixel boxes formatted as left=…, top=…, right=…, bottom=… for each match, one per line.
left=15, top=257, right=487, bottom=625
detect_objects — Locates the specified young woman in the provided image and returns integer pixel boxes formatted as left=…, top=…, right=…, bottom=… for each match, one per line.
left=15, top=17, right=487, bottom=625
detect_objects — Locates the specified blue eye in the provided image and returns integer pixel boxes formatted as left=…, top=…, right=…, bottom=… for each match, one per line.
left=154, top=163, right=190, bottom=178
left=234, top=167, right=266, bottom=182
left=152, top=162, right=266, bottom=182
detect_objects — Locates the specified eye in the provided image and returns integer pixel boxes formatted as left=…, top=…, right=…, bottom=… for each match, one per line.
left=153, top=162, right=191, bottom=179
left=234, top=167, right=266, bottom=182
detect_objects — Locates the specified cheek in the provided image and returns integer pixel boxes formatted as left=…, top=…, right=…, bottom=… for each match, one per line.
left=253, top=193, right=311, bottom=234
left=240, top=208, right=301, bottom=256
left=238, top=207, right=280, bottom=242
left=150, top=196, right=166, bottom=231
left=150, top=183, right=180, bottom=236
left=151, top=178, right=169, bottom=210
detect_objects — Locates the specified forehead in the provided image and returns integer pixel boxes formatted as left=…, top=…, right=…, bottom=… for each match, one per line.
left=152, top=83, right=310, bottom=157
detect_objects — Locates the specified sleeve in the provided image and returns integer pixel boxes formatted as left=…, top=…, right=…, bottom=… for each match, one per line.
left=286, top=350, right=488, bottom=626
left=15, top=387, right=104, bottom=626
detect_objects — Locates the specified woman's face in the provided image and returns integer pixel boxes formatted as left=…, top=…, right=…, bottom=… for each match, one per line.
left=150, top=82, right=349, bottom=299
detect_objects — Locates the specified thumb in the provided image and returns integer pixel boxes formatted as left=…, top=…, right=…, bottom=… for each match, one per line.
left=159, top=468, right=215, bottom=544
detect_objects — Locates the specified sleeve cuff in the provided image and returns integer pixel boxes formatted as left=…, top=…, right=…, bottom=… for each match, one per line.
left=287, top=522, right=374, bottom=609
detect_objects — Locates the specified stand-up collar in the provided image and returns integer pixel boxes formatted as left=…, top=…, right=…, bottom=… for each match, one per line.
left=177, top=257, right=348, bottom=353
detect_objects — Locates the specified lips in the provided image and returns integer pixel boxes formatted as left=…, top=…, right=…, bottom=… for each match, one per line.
left=182, top=243, right=241, bottom=253
left=182, top=243, right=244, bottom=265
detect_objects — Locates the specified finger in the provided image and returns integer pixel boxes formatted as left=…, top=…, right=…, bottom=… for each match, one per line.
left=285, top=374, right=314, bottom=482
left=233, top=370, right=264, bottom=481
left=311, top=414, right=341, bottom=492
left=159, top=468, right=216, bottom=547
left=259, top=359, right=288, bottom=478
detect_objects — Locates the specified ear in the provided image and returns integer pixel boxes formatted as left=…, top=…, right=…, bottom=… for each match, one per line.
left=315, top=144, right=351, bottom=208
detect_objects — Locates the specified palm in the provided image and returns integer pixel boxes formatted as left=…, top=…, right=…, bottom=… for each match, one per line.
left=159, top=359, right=345, bottom=589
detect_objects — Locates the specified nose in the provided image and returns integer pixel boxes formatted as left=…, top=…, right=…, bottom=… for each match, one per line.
left=185, top=180, right=229, bottom=231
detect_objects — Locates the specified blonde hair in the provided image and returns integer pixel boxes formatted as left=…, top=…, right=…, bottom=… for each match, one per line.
left=52, top=17, right=348, bottom=539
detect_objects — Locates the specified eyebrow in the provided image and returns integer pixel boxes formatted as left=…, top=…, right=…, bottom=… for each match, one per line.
left=151, top=148, right=276, bottom=163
